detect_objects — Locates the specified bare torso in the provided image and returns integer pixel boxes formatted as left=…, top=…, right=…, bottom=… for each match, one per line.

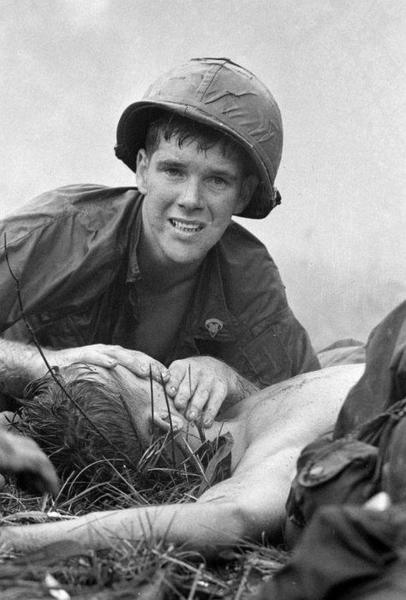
left=1, top=363, right=366, bottom=553
left=202, top=363, right=365, bottom=489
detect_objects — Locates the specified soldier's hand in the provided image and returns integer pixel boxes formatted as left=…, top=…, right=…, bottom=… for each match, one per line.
left=0, top=430, right=59, bottom=495
left=166, top=356, right=252, bottom=428
left=33, top=344, right=169, bottom=384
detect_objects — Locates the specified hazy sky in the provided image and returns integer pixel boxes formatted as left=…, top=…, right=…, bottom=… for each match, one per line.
left=1, top=0, right=405, bottom=348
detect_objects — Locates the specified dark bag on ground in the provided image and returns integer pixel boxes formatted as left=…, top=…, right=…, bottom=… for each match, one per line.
left=261, top=503, right=406, bottom=600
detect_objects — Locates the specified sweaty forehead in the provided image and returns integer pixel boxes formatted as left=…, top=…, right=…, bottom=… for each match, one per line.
left=79, top=363, right=174, bottom=410
left=63, top=363, right=132, bottom=401
left=68, top=363, right=114, bottom=384
left=64, top=363, right=182, bottom=430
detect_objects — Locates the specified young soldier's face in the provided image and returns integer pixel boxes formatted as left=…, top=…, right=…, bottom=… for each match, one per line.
left=136, top=137, right=253, bottom=269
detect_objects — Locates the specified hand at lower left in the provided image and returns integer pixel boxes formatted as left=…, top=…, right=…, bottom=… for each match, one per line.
left=0, top=430, right=59, bottom=495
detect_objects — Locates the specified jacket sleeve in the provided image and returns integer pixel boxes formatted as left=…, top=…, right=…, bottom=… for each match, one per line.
left=0, top=197, right=74, bottom=334
left=237, top=306, right=320, bottom=388
left=218, top=224, right=320, bottom=388
left=0, top=186, right=123, bottom=337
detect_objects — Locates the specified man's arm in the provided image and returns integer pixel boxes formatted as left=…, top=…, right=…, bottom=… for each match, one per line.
left=0, top=443, right=285, bottom=555
left=0, top=497, right=248, bottom=556
left=0, top=338, right=170, bottom=397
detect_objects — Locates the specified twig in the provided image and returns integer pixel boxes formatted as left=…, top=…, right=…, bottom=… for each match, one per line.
left=121, top=394, right=144, bottom=462
left=187, top=562, right=204, bottom=600
left=149, top=365, right=155, bottom=441
left=234, top=561, right=252, bottom=600
left=151, top=548, right=228, bottom=589
left=188, top=363, right=206, bottom=443
left=160, top=373, right=176, bottom=469
left=40, top=493, right=49, bottom=512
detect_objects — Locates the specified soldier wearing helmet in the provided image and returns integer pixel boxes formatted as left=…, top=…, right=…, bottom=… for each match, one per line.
left=0, top=58, right=319, bottom=425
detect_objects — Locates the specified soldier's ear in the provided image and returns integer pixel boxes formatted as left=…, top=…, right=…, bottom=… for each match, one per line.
left=136, top=149, right=149, bottom=195
left=235, top=174, right=258, bottom=214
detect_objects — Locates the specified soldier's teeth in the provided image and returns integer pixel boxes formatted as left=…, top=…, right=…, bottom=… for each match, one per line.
left=171, top=219, right=202, bottom=232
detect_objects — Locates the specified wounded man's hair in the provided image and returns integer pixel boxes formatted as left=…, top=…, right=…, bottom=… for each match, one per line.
left=17, top=365, right=145, bottom=481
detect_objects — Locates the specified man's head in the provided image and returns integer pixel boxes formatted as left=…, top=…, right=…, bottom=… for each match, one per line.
left=19, top=364, right=188, bottom=481
left=115, top=57, right=283, bottom=220
left=19, top=365, right=143, bottom=479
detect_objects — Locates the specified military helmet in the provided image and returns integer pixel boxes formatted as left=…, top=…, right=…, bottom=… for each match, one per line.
left=115, top=57, right=283, bottom=218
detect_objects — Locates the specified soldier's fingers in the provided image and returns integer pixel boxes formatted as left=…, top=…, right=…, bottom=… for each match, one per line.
left=201, top=383, right=227, bottom=428
left=166, top=360, right=190, bottom=398
left=152, top=412, right=184, bottom=434
left=186, top=387, right=210, bottom=422
left=172, top=375, right=196, bottom=413
left=104, top=347, right=169, bottom=382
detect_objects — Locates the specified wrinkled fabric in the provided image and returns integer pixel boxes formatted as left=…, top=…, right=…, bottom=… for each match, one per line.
left=265, top=505, right=406, bottom=600
left=317, top=338, right=366, bottom=368
left=285, top=437, right=378, bottom=537
left=0, top=184, right=319, bottom=388
left=334, top=301, right=406, bottom=438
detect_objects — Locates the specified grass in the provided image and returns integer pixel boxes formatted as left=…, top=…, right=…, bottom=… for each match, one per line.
left=0, top=428, right=288, bottom=599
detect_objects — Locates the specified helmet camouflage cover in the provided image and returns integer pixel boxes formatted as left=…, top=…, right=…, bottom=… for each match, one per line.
left=115, top=57, right=283, bottom=218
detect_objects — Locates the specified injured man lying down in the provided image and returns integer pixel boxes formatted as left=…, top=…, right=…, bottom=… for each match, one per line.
left=0, top=360, right=364, bottom=555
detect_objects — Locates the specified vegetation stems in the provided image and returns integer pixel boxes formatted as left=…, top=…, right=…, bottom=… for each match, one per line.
left=188, top=363, right=206, bottom=443
left=149, top=365, right=155, bottom=441
left=159, top=373, right=177, bottom=468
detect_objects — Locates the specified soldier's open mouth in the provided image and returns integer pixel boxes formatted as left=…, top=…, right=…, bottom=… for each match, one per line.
left=169, top=218, right=204, bottom=233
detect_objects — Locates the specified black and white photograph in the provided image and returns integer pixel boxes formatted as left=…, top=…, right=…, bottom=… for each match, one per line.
left=0, top=1, right=405, bottom=598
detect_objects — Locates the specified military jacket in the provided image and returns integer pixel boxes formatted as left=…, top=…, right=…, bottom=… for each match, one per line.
left=0, top=184, right=319, bottom=387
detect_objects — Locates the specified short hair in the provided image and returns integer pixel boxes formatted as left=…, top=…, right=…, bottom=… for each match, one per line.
left=17, top=365, right=144, bottom=481
left=144, top=110, right=255, bottom=176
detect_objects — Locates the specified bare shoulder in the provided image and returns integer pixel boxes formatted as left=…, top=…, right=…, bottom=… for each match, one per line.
left=228, top=364, right=365, bottom=467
